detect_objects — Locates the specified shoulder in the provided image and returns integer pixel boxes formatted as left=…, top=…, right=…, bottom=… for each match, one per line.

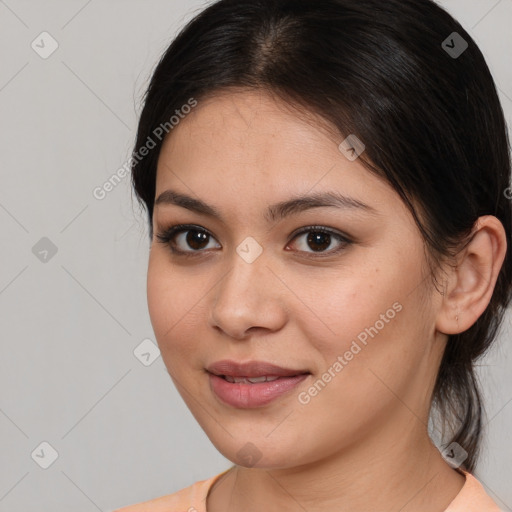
left=111, top=469, right=231, bottom=512
left=112, top=483, right=199, bottom=512
left=444, top=472, right=502, bottom=512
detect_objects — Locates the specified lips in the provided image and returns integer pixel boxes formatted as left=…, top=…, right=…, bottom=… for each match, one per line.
left=206, top=360, right=311, bottom=407
left=206, top=359, right=310, bottom=379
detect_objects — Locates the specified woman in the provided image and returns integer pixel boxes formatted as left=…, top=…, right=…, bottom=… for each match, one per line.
left=114, top=0, right=511, bottom=510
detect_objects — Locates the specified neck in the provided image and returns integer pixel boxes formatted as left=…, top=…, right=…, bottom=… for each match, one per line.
left=207, top=423, right=465, bottom=512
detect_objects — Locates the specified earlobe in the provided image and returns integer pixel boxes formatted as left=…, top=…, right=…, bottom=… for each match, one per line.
left=436, top=215, right=507, bottom=335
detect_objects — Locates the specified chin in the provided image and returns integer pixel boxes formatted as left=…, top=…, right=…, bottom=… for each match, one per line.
left=207, top=435, right=307, bottom=470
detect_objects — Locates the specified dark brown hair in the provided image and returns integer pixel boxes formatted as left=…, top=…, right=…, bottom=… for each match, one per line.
left=131, top=0, right=512, bottom=471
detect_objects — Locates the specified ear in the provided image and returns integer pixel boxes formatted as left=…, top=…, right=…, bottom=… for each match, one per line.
left=436, top=215, right=507, bottom=335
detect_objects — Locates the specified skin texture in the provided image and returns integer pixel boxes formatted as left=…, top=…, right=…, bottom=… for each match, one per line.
left=147, top=89, right=506, bottom=512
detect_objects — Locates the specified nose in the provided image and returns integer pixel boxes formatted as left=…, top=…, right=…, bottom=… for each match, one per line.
left=208, top=252, right=288, bottom=340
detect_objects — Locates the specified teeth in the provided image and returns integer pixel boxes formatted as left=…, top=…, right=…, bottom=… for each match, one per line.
left=245, top=376, right=267, bottom=383
left=223, top=375, right=282, bottom=383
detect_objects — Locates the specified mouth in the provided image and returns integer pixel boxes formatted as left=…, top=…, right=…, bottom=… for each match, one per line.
left=206, top=360, right=311, bottom=408
left=206, top=359, right=310, bottom=378
left=221, top=375, right=282, bottom=383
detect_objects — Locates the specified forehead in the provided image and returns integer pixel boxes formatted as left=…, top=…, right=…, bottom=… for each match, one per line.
left=159, top=89, right=340, bottom=161
left=153, top=89, right=398, bottom=221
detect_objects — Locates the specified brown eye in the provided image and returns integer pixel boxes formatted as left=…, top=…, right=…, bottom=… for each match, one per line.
left=156, top=225, right=221, bottom=255
left=184, top=230, right=210, bottom=250
left=305, top=231, right=332, bottom=252
left=288, top=226, right=352, bottom=256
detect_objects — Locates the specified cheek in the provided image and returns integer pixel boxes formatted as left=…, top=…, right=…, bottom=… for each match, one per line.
left=291, top=265, right=402, bottom=353
left=146, top=253, right=172, bottom=338
left=296, top=259, right=430, bottom=394
left=146, top=251, right=211, bottom=368
left=324, top=295, right=431, bottom=411
left=147, top=252, right=188, bottom=355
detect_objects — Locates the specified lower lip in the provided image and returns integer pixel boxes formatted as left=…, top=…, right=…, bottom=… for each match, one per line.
left=208, top=373, right=309, bottom=408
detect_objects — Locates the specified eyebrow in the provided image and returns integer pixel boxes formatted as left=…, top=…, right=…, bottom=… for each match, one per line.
left=154, top=189, right=378, bottom=224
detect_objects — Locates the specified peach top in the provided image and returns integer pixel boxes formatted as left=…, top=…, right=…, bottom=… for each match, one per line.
left=112, top=468, right=502, bottom=512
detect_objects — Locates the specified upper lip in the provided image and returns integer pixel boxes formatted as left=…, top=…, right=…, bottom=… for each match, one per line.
left=207, top=360, right=310, bottom=378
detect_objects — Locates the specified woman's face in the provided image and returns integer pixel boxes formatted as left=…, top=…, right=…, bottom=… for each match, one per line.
left=147, top=89, right=446, bottom=469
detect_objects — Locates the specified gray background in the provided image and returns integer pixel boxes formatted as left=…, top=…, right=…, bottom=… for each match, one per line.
left=0, top=1, right=511, bottom=511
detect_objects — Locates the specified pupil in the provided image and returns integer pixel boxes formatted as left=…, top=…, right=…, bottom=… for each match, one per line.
left=307, top=232, right=330, bottom=251
left=187, top=230, right=208, bottom=250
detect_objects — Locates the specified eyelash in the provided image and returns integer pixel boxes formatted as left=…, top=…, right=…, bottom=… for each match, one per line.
left=155, top=224, right=353, bottom=259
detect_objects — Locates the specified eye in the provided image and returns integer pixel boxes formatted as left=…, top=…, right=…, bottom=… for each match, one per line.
left=155, top=224, right=220, bottom=255
left=287, top=226, right=352, bottom=256
left=155, top=224, right=352, bottom=258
